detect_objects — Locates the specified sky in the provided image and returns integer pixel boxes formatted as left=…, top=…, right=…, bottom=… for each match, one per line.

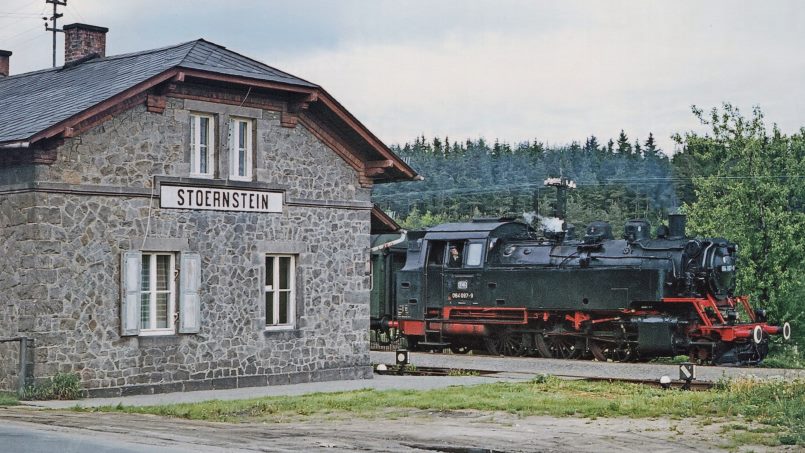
left=1, top=0, right=804, bottom=154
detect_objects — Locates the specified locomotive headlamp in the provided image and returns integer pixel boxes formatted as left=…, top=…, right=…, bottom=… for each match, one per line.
left=783, top=322, right=792, bottom=341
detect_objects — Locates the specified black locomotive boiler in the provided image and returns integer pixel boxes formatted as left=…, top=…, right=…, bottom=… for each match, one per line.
left=371, top=213, right=791, bottom=365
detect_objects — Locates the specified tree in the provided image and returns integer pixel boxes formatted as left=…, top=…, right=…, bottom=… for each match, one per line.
left=643, top=132, right=659, bottom=157
left=679, top=104, right=805, bottom=336
left=616, top=130, right=632, bottom=156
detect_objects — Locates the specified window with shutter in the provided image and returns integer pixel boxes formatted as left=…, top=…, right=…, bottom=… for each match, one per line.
left=121, top=251, right=191, bottom=337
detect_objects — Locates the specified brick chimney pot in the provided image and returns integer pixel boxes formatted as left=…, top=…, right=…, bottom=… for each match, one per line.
left=63, top=23, right=108, bottom=65
left=0, top=50, right=11, bottom=77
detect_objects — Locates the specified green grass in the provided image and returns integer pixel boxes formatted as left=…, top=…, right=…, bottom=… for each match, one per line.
left=79, top=376, right=804, bottom=446
left=0, top=392, right=19, bottom=406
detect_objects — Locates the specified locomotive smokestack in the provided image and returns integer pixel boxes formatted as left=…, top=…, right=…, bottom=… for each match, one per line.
left=668, top=214, right=687, bottom=238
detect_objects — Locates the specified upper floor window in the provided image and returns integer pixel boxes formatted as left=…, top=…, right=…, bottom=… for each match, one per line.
left=229, top=118, right=253, bottom=180
left=190, top=113, right=215, bottom=177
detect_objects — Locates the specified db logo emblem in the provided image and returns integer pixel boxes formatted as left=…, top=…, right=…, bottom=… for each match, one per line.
left=457, top=280, right=468, bottom=290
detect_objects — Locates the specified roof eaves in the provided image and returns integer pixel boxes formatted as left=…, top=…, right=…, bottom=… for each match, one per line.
left=315, top=89, right=419, bottom=181
left=26, top=68, right=182, bottom=145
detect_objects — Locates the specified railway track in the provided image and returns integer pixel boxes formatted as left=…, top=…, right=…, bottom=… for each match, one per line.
left=373, top=365, right=715, bottom=390
left=370, top=350, right=805, bottom=384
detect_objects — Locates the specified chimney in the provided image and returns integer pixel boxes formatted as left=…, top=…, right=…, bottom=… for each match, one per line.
left=63, top=23, right=108, bottom=65
left=668, top=214, right=687, bottom=239
left=0, top=50, right=10, bottom=77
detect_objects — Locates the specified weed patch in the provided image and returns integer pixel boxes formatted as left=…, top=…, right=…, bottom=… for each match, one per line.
left=23, top=373, right=82, bottom=401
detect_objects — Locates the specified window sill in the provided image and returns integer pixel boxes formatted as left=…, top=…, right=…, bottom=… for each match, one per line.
left=137, top=334, right=183, bottom=347
left=229, top=175, right=253, bottom=182
left=264, top=325, right=295, bottom=332
left=139, top=329, right=176, bottom=337
left=262, top=326, right=300, bottom=340
left=189, top=173, right=214, bottom=179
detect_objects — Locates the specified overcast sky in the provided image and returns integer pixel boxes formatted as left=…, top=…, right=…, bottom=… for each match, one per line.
left=2, top=0, right=804, bottom=154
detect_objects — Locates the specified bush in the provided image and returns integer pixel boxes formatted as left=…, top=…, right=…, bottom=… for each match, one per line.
left=762, top=344, right=804, bottom=369
left=22, top=373, right=82, bottom=400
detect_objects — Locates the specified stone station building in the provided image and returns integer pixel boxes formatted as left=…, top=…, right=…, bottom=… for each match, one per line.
left=0, top=24, right=417, bottom=396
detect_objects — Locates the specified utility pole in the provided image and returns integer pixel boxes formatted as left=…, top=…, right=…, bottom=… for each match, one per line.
left=43, top=0, right=66, bottom=67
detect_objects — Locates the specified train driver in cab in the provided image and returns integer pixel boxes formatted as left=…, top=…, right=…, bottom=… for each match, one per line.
left=448, top=245, right=462, bottom=267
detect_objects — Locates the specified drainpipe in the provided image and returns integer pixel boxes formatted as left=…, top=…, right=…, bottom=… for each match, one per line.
left=370, top=231, right=407, bottom=252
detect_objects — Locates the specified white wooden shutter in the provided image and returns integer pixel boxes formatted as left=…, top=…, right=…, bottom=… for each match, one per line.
left=120, top=251, right=142, bottom=336
left=179, top=253, right=202, bottom=333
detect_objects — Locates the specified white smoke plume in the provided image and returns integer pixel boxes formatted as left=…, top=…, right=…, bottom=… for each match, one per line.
left=523, top=211, right=564, bottom=233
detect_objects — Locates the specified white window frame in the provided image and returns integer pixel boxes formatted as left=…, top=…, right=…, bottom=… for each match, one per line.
left=229, top=117, right=253, bottom=181
left=190, top=113, right=215, bottom=178
left=264, top=255, right=296, bottom=331
left=140, top=253, right=177, bottom=336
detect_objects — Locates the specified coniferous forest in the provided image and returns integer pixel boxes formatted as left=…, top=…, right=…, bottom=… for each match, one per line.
left=374, top=130, right=676, bottom=234
left=373, top=105, right=805, bottom=347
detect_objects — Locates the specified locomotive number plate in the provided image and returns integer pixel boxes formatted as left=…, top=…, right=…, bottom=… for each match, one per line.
left=450, top=292, right=474, bottom=300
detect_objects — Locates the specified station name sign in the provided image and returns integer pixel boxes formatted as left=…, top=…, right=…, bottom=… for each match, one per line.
left=160, top=184, right=282, bottom=213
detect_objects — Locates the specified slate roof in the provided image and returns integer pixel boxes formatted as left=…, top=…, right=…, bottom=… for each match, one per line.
left=0, top=40, right=317, bottom=144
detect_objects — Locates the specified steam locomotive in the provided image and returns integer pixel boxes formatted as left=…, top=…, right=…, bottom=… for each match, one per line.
left=371, top=179, right=792, bottom=365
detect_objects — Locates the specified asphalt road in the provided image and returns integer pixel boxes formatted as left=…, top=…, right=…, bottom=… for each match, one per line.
left=0, top=419, right=202, bottom=453
left=0, top=406, right=733, bottom=453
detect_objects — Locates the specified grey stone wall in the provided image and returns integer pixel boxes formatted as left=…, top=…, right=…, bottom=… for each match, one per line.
left=0, top=96, right=374, bottom=393
left=0, top=191, right=36, bottom=390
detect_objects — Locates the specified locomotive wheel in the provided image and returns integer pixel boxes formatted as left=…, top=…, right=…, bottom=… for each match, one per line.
left=589, top=340, right=633, bottom=362
left=484, top=330, right=527, bottom=356
left=589, top=341, right=608, bottom=361
left=450, top=344, right=471, bottom=354
left=535, top=334, right=583, bottom=359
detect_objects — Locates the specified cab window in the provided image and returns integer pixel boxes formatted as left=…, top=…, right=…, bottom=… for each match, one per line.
left=427, top=241, right=446, bottom=266
left=465, top=242, right=484, bottom=267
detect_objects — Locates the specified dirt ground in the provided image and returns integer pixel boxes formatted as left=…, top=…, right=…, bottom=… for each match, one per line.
left=0, top=406, right=795, bottom=453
